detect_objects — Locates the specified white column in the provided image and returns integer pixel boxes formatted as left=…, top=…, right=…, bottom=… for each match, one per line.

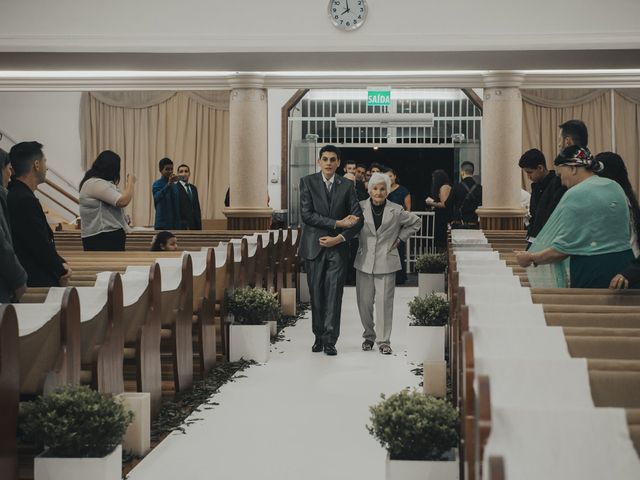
left=477, top=71, right=527, bottom=230
left=224, top=74, right=272, bottom=229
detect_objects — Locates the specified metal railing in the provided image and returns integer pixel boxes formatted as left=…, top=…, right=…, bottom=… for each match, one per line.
left=406, top=211, right=436, bottom=273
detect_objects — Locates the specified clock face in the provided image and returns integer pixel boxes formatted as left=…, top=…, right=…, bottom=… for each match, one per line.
left=327, top=0, right=367, bottom=31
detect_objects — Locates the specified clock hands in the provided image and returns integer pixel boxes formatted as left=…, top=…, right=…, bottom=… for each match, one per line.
left=341, top=0, right=350, bottom=15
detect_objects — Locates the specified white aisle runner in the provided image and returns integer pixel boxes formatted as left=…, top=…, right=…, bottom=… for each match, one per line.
left=128, top=286, right=421, bottom=480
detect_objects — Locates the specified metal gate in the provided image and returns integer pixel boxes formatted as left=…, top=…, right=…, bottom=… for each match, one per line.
left=406, top=211, right=436, bottom=273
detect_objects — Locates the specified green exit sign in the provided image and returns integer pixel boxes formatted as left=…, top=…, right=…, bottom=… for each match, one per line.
left=367, top=90, right=391, bottom=107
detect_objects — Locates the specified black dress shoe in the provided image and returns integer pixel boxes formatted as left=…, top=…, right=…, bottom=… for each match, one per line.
left=323, top=345, right=337, bottom=356
left=312, top=341, right=324, bottom=352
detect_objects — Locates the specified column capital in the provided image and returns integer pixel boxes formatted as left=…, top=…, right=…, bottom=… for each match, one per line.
left=228, top=73, right=266, bottom=90
left=483, top=71, right=525, bottom=88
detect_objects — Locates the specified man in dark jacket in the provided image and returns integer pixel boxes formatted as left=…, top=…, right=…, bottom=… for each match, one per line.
left=7, top=141, right=71, bottom=288
left=445, top=161, right=482, bottom=228
left=152, top=157, right=182, bottom=230
left=0, top=149, right=27, bottom=302
left=519, top=149, right=566, bottom=247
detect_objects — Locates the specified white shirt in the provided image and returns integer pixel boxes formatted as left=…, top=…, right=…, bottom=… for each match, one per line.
left=322, top=174, right=335, bottom=192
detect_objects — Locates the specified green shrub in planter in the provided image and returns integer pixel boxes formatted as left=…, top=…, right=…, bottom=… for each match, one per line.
left=22, top=385, right=133, bottom=458
left=227, top=287, right=281, bottom=325
left=408, top=293, right=449, bottom=326
left=416, top=253, right=447, bottom=274
left=367, top=390, right=458, bottom=461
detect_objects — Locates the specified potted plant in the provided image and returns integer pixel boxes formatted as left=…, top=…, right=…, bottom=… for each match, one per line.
left=22, top=385, right=133, bottom=480
left=367, top=390, right=458, bottom=480
left=416, top=252, right=447, bottom=295
left=406, top=293, right=448, bottom=364
left=226, top=287, right=281, bottom=363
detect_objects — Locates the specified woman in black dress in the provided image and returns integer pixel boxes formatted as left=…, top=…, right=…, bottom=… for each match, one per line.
left=425, top=169, right=452, bottom=252
left=385, top=167, right=411, bottom=284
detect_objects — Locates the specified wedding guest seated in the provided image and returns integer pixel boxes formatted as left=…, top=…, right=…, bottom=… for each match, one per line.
left=516, top=146, right=633, bottom=288
left=151, top=231, right=178, bottom=251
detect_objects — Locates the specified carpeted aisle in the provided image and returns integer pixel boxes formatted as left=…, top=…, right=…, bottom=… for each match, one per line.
left=128, top=286, right=420, bottom=480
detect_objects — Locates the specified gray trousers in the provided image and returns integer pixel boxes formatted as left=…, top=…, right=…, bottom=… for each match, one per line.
left=356, top=270, right=396, bottom=346
left=306, top=246, right=348, bottom=346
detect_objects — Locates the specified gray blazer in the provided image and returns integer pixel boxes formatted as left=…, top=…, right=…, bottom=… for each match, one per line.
left=299, top=172, right=364, bottom=260
left=354, top=200, right=421, bottom=275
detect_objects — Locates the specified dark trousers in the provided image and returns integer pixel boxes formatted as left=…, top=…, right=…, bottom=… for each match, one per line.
left=82, top=229, right=126, bottom=251
left=396, top=241, right=407, bottom=285
left=306, top=246, right=348, bottom=346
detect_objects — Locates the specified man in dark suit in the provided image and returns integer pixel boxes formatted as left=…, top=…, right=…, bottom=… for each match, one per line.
left=299, top=145, right=363, bottom=356
left=176, top=164, right=202, bottom=230
left=152, top=157, right=182, bottom=230
left=445, top=161, right=483, bottom=229
left=518, top=149, right=566, bottom=248
left=7, top=141, right=71, bottom=287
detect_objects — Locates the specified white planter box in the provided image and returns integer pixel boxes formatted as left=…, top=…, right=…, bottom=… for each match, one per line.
left=418, top=273, right=445, bottom=296
left=406, top=325, right=445, bottom=364
left=35, top=445, right=122, bottom=480
left=267, top=320, right=278, bottom=337
left=229, top=324, right=270, bottom=363
left=386, top=453, right=458, bottom=480
left=116, top=392, right=150, bottom=456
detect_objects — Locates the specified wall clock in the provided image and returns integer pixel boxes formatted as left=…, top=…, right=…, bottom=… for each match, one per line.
left=327, top=0, right=367, bottom=31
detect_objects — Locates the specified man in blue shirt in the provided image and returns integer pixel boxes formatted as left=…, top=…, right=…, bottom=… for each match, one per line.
left=152, top=157, right=181, bottom=230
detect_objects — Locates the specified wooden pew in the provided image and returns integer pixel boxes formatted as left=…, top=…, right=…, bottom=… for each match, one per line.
left=474, top=375, right=640, bottom=480
left=0, top=304, right=19, bottom=480
left=21, top=274, right=124, bottom=396
left=17, top=288, right=81, bottom=396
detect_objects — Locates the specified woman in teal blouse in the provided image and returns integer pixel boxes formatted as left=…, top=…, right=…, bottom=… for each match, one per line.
left=516, top=146, right=634, bottom=288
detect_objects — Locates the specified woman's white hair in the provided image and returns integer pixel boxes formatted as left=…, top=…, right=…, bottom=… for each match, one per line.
left=367, top=172, right=391, bottom=195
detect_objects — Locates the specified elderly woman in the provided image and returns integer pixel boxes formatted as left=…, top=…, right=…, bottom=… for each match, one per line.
left=355, top=172, right=421, bottom=354
left=516, top=146, right=634, bottom=288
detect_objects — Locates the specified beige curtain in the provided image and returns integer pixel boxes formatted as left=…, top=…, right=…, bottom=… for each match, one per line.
left=522, top=89, right=612, bottom=170
left=614, top=90, right=640, bottom=195
left=81, top=91, right=230, bottom=226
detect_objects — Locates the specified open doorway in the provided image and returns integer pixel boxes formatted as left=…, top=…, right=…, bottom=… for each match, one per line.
left=339, top=147, right=454, bottom=212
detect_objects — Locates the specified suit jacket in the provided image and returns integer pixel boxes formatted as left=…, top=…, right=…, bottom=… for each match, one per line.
left=354, top=200, right=421, bottom=274
left=177, top=182, right=202, bottom=230
left=7, top=179, right=66, bottom=287
left=299, top=172, right=363, bottom=260
left=528, top=171, right=566, bottom=239
left=0, top=180, right=27, bottom=301
left=152, top=177, right=181, bottom=230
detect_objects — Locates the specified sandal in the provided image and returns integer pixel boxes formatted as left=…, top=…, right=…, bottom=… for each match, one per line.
left=362, top=340, right=374, bottom=351
left=379, top=344, right=392, bottom=355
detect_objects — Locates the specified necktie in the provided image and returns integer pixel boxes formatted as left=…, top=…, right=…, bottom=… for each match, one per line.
left=186, top=184, right=193, bottom=201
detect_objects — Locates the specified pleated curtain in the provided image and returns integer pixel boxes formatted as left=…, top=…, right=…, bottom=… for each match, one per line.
left=80, top=91, right=230, bottom=226
left=521, top=88, right=640, bottom=195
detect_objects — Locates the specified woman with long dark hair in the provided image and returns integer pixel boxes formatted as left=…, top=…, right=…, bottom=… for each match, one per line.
left=385, top=167, right=411, bottom=284
left=79, top=150, right=135, bottom=251
left=596, top=152, right=640, bottom=257
left=426, top=169, right=452, bottom=251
